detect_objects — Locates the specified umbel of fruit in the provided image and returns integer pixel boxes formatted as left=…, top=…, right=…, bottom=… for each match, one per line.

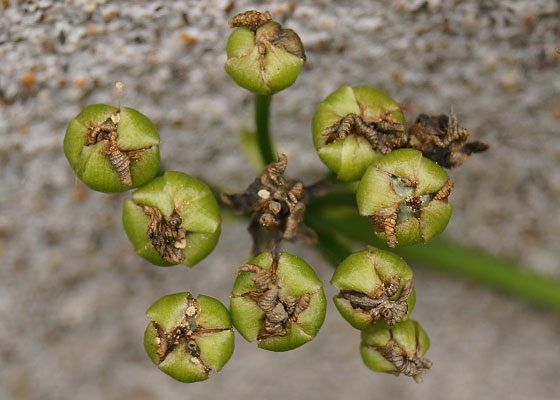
left=64, top=104, right=160, bottom=193
left=230, top=251, right=326, bottom=352
left=122, top=171, right=221, bottom=267
left=144, top=292, right=234, bottom=383
left=357, top=148, right=453, bottom=248
left=312, top=85, right=406, bottom=181
left=331, top=246, right=416, bottom=330
left=225, top=10, right=306, bottom=95
left=360, top=320, right=432, bottom=383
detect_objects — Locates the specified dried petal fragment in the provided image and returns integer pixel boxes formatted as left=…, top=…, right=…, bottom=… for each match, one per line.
left=407, top=111, right=489, bottom=168
left=229, top=10, right=272, bottom=30
left=222, top=154, right=320, bottom=254
left=321, top=113, right=407, bottom=154
left=341, top=279, right=412, bottom=326
left=142, top=205, right=186, bottom=264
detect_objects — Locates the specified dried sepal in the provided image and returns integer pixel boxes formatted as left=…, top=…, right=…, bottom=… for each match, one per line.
left=312, top=85, right=406, bottom=181
left=360, top=320, right=432, bottom=383
left=122, top=171, right=221, bottom=267
left=357, top=149, right=453, bottom=247
left=229, top=10, right=272, bottom=30
left=331, top=247, right=416, bottom=330
left=144, top=292, right=234, bottom=383
left=406, top=111, right=489, bottom=168
left=64, top=104, right=160, bottom=193
left=230, top=252, right=326, bottom=352
left=221, top=153, right=320, bottom=254
left=225, top=10, right=305, bottom=94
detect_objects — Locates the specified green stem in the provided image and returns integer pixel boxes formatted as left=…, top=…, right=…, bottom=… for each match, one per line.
left=255, top=94, right=275, bottom=165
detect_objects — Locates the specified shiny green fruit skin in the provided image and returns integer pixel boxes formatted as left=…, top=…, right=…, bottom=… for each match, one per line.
left=64, top=104, right=160, bottom=193
left=331, top=247, right=415, bottom=330
left=224, top=25, right=304, bottom=95
left=144, top=292, right=234, bottom=383
left=312, top=85, right=405, bottom=181
left=360, top=320, right=430, bottom=373
left=357, top=149, right=452, bottom=247
left=122, top=171, right=221, bottom=267
left=230, top=251, right=326, bottom=352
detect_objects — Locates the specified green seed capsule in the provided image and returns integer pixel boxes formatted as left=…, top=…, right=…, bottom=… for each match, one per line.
left=224, top=11, right=305, bottom=95
left=230, top=251, right=326, bottom=352
left=330, top=247, right=416, bottom=330
left=360, top=320, right=432, bottom=383
left=144, top=292, right=235, bottom=383
left=312, top=85, right=406, bottom=181
left=64, top=104, right=160, bottom=193
left=357, top=148, right=453, bottom=247
left=122, top=171, right=221, bottom=267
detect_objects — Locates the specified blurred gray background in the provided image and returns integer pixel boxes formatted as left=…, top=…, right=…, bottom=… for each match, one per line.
left=1, top=0, right=560, bottom=399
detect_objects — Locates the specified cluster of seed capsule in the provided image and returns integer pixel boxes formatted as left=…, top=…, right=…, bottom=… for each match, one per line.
left=63, top=9, right=489, bottom=385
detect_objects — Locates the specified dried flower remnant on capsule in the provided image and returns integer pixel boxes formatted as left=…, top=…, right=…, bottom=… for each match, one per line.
left=406, top=110, right=489, bottom=168
left=225, top=10, right=306, bottom=95
left=360, top=320, right=432, bottom=383
left=312, top=85, right=407, bottom=181
left=357, top=149, right=453, bottom=248
left=144, top=292, right=234, bottom=383
left=229, top=10, right=272, bottom=30
left=331, top=247, right=416, bottom=330
left=64, top=103, right=161, bottom=193
left=221, top=153, right=321, bottom=254
left=321, top=113, right=407, bottom=153
left=122, top=171, right=221, bottom=267
left=142, top=205, right=186, bottom=264
left=230, top=252, right=326, bottom=351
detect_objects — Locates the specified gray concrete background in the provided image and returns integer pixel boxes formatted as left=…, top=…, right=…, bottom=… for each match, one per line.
left=1, top=0, right=560, bottom=399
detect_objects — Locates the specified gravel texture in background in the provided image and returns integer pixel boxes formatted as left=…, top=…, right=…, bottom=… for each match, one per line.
left=1, top=1, right=559, bottom=399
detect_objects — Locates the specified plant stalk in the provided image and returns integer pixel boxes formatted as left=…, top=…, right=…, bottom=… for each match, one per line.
left=255, top=94, right=275, bottom=165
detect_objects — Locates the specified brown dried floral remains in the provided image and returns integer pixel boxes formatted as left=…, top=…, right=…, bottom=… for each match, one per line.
left=322, top=113, right=407, bottom=154
left=322, top=110, right=488, bottom=168
left=369, top=212, right=399, bottom=248
left=222, top=153, right=322, bottom=254
left=341, top=277, right=412, bottom=326
left=229, top=10, right=272, bottom=30
left=153, top=294, right=228, bottom=370
left=381, top=339, right=432, bottom=383
left=142, top=205, right=187, bottom=264
left=237, top=259, right=312, bottom=339
left=86, top=115, right=146, bottom=186
left=407, top=111, right=489, bottom=168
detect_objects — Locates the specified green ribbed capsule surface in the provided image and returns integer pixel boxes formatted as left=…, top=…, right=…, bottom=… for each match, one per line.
left=122, top=171, right=221, bottom=267
left=357, top=148, right=453, bottom=248
left=312, top=85, right=406, bottom=181
left=63, top=104, right=160, bottom=193
left=360, top=320, right=432, bottom=383
left=144, top=292, right=234, bottom=383
left=230, top=251, right=326, bottom=352
left=331, top=246, right=415, bottom=330
left=224, top=20, right=305, bottom=95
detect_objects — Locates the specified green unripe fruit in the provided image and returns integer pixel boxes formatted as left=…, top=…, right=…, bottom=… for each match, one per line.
left=312, top=85, right=406, bottom=181
left=360, top=320, right=432, bottom=383
left=331, top=246, right=416, bottom=330
left=230, top=251, right=326, bottom=352
left=122, top=171, right=221, bottom=267
left=144, top=292, right=234, bottom=383
left=64, top=104, right=160, bottom=192
left=357, top=148, right=453, bottom=248
left=225, top=15, right=305, bottom=95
